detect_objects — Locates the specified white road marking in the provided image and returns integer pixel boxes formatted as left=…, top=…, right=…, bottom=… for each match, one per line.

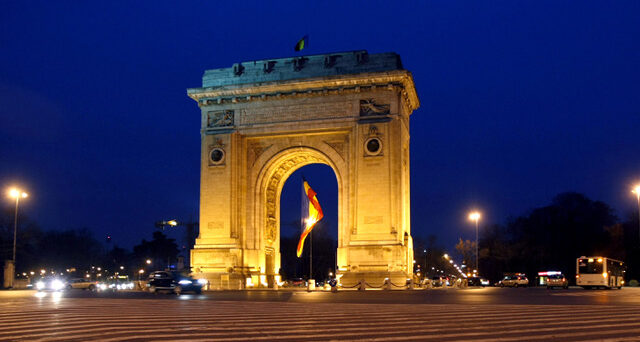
left=1, top=297, right=640, bottom=341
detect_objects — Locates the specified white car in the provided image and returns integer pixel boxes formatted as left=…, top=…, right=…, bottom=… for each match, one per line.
left=67, top=278, right=98, bottom=291
left=35, top=277, right=67, bottom=291
left=499, top=274, right=529, bottom=287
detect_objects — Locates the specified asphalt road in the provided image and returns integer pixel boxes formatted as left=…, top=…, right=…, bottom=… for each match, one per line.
left=2, top=287, right=640, bottom=341
left=4, top=286, right=639, bottom=305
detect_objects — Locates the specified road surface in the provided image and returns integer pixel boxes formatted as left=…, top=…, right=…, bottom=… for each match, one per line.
left=1, top=287, right=640, bottom=341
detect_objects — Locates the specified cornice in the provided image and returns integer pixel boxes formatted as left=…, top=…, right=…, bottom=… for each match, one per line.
left=187, top=70, right=420, bottom=111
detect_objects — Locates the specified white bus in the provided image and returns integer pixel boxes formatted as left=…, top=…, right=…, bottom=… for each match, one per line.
left=576, top=256, right=625, bottom=289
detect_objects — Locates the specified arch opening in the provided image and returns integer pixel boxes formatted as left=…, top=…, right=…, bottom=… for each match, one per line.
left=277, top=164, right=338, bottom=285
left=255, top=147, right=342, bottom=287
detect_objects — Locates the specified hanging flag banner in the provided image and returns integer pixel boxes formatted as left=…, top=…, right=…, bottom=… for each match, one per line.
left=294, top=35, right=308, bottom=52
left=296, top=179, right=323, bottom=257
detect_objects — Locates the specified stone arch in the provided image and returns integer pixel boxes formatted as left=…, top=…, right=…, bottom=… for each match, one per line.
left=188, top=51, right=419, bottom=289
left=251, top=145, right=345, bottom=284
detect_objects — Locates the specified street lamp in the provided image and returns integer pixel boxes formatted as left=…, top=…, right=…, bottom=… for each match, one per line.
left=7, top=188, right=28, bottom=276
left=468, top=211, right=481, bottom=275
left=423, top=249, right=427, bottom=278
left=632, top=185, right=640, bottom=241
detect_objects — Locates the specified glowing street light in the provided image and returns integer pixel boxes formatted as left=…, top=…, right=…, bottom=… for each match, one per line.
left=146, top=259, right=152, bottom=265
left=468, top=211, right=481, bottom=274
left=7, top=187, right=28, bottom=286
left=632, top=185, right=640, bottom=241
left=423, top=249, right=428, bottom=278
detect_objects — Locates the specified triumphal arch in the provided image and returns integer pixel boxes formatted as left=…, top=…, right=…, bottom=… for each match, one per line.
left=187, top=50, right=420, bottom=289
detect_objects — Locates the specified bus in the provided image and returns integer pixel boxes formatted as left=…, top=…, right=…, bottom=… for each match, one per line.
left=576, top=256, right=625, bottom=289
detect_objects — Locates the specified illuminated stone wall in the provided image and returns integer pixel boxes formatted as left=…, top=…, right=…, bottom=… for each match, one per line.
left=187, top=51, right=419, bottom=289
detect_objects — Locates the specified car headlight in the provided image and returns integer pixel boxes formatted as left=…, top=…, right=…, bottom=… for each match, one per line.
left=98, top=284, right=107, bottom=290
left=36, top=281, right=45, bottom=290
left=178, top=280, right=192, bottom=285
left=197, top=279, right=207, bottom=285
left=51, top=279, right=64, bottom=290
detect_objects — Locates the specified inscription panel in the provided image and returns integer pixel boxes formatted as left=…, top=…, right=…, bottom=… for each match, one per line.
left=241, top=102, right=354, bottom=125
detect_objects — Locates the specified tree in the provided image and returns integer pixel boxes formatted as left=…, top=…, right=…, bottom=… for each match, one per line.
left=132, top=231, right=179, bottom=270
left=455, top=238, right=476, bottom=268
left=103, top=245, right=132, bottom=272
left=479, top=192, right=617, bottom=281
left=478, top=223, right=510, bottom=281
left=32, top=228, right=103, bottom=272
left=414, top=234, right=448, bottom=278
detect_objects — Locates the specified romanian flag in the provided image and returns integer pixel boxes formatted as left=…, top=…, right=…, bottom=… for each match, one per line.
left=296, top=179, right=323, bottom=257
left=294, top=35, right=308, bottom=52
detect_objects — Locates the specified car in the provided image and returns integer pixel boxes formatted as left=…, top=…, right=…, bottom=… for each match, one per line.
left=66, top=278, right=98, bottom=291
left=546, top=274, right=569, bottom=289
left=287, top=278, right=306, bottom=287
left=500, top=274, right=529, bottom=287
left=35, top=277, right=67, bottom=291
left=147, top=271, right=204, bottom=295
left=467, top=276, right=490, bottom=287
left=431, top=276, right=444, bottom=287
left=103, top=275, right=135, bottom=291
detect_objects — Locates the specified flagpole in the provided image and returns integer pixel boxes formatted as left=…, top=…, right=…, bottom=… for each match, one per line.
left=310, top=230, right=313, bottom=282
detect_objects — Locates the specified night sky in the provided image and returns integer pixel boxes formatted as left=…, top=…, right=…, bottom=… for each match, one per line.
left=2, top=1, right=639, bottom=251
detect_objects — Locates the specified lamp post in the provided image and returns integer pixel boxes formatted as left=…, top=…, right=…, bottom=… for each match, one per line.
left=468, top=211, right=481, bottom=274
left=632, top=185, right=640, bottom=242
left=8, top=188, right=28, bottom=265
left=423, top=249, right=427, bottom=278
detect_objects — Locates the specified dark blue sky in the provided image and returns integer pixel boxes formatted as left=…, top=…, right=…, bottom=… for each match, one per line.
left=1, top=1, right=639, bottom=250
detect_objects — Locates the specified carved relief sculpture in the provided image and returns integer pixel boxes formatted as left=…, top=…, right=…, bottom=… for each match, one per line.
left=207, top=110, right=234, bottom=128
left=359, top=99, right=390, bottom=116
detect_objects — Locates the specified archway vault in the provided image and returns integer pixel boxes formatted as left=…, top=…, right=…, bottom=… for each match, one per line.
left=256, top=146, right=341, bottom=286
left=188, top=51, right=419, bottom=289
left=258, top=146, right=339, bottom=248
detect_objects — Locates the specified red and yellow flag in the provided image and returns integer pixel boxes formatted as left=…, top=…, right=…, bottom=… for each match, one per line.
left=296, top=180, right=324, bottom=257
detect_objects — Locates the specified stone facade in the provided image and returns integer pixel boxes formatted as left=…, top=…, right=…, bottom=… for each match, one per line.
left=187, top=50, right=419, bottom=289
